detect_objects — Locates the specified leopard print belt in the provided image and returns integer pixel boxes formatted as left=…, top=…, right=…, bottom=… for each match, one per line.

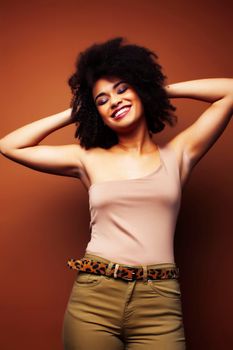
left=67, top=258, right=180, bottom=282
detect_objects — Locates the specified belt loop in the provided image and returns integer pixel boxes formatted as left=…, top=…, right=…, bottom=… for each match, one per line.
left=142, top=265, right=148, bottom=282
left=106, top=262, right=114, bottom=276
left=114, top=264, right=120, bottom=278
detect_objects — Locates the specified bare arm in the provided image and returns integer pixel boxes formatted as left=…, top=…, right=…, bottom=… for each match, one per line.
left=164, top=78, right=233, bottom=186
left=0, top=108, right=85, bottom=178
left=165, top=78, right=233, bottom=102
left=0, top=108, right=73, bottom=149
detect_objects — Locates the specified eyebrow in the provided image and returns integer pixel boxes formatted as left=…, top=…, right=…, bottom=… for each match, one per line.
left=94, top=80, right=125, bottom=103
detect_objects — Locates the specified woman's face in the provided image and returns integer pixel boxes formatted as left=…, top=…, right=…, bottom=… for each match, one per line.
left=92, top=76, right=145, bottom=132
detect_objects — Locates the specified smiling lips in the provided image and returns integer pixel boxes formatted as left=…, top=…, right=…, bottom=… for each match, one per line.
left=112, top=106, right=131, bottom=120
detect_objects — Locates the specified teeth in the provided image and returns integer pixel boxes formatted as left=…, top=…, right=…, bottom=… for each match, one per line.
left=114, top=107, right=130, bottom=118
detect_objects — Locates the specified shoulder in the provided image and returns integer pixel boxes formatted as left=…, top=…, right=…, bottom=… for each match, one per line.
left=75, top=143, right=109, bottom=176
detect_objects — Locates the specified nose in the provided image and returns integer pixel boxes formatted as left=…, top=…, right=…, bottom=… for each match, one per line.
left=110, top=93, right=122, bottom=109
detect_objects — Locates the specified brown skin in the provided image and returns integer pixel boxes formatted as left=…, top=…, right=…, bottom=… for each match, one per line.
left=81, top=76, right=163, bottom=189
left=87, top=77, right=233, bottom=189
left=0, top=77, right=232, bottom=192
left=165, top=79, right=233, bottom=186
left=93, top=76, right=152, bottom=153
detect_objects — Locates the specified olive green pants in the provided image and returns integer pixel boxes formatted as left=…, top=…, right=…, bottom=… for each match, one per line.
left=62, top=253, right=186, bottom=349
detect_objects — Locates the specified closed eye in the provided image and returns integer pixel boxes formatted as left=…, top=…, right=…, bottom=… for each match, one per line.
left=97, top=98, right=108, bottom=106
left=118, top=86, right=128, bottom=94
left=96, top=85, right=128, bottom=106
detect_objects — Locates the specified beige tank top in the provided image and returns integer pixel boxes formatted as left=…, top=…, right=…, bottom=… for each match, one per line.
left=85, top=142, right=182, bottom=265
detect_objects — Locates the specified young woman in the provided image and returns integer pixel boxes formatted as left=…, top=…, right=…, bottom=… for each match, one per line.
left=1, top=37, right=232, bottom=350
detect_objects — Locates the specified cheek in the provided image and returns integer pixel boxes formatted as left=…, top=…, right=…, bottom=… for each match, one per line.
left=96, top=106, right=107, bottom=119
left=130, top=92, right=142, bottom=107
left=95, top=103, right=103, bottom=114
left=133, top=95, right=143, bottom=109
left=135, top=101, right=144, bottom=117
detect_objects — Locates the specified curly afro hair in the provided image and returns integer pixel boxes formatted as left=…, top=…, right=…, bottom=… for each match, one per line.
left=68, top=37, right=177, bottom=149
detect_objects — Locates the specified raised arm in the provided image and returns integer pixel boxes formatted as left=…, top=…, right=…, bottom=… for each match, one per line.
left=165, top=78, right=233, bottom=185
left=0, top=108, right=85, bottom=178
left=165, top=78, right=233, bottom=102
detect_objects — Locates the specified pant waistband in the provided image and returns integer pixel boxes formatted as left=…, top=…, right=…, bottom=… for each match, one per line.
left=66, top=256, right=179, bottom=282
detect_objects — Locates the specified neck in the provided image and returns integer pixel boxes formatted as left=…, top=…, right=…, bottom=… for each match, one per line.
left=115, top=123, right=155, bottom=155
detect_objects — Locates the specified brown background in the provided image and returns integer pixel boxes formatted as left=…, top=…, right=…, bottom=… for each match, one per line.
left=0, top=1, right=232, bottom=349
